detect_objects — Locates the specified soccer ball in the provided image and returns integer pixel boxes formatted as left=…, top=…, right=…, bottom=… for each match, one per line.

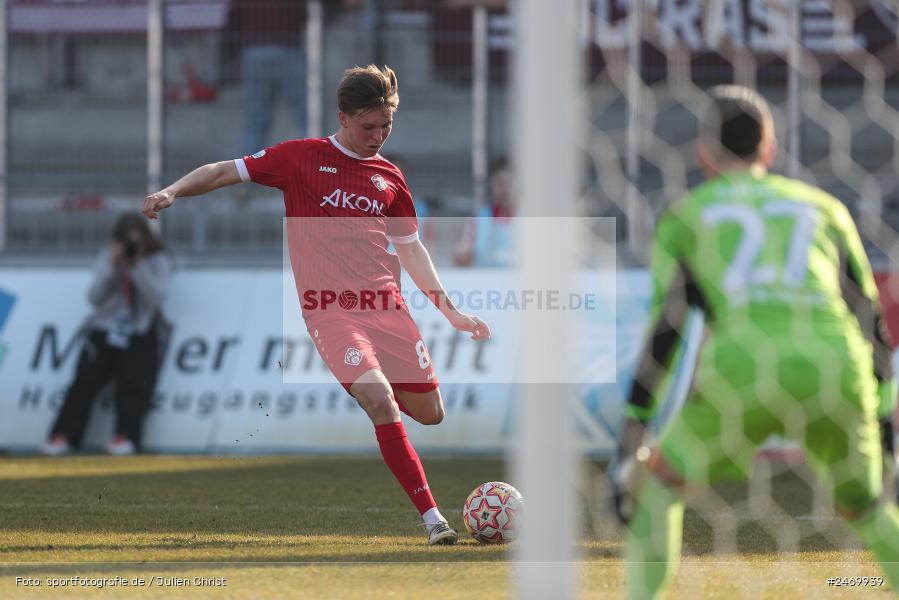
left=462, top=481, right=524, bottom=544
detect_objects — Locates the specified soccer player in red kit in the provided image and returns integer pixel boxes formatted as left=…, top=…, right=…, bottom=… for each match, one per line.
left=142, top=65, right=491, bottom=545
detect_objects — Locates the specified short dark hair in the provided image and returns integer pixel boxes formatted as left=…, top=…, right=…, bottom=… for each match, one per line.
left=701, top=85, right=773, bottom=161
left=337, top=65, right=399, bottom=115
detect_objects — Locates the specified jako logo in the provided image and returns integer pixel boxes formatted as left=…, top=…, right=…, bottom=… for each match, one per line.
left=0, top=287, right=16, bottom=373
left=320, top=188, right=385, bottom=215
left=319, top=166, right=337, bottom=174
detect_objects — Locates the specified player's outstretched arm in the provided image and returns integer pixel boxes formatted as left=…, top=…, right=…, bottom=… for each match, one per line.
left=394, top=239, right=491, bottom=341
left=612, top=213, right=694, bottom=523
left=142, top=160, right=242, bottom=219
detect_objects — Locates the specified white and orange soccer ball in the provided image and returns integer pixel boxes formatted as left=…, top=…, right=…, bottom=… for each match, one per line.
left=462, top=481, right=524, bottom=544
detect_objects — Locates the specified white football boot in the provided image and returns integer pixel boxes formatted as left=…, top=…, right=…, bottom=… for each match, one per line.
left=426, top=521, right=458, bottom=546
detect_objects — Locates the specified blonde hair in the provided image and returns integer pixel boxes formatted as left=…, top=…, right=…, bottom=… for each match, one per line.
left=337, top=65, right=399, bottom=115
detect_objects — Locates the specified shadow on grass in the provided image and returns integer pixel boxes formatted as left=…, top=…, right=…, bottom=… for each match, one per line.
left=0, top=457, right=504, bottom=535
left=0, top=456, right=863, bottom=567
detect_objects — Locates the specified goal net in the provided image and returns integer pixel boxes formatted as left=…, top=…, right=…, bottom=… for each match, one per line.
left=515, top=0, right=899, bottom=597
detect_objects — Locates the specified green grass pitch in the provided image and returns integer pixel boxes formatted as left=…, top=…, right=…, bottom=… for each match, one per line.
left=0, top=455, right=889, bottom=598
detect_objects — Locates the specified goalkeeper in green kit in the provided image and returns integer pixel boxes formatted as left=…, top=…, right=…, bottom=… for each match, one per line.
left=614, top=85, right=899, bottom=599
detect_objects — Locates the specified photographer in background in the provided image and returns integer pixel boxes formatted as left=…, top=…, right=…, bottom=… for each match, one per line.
left=453, top=157, right=515, bottom=268
left=42, top=213, right=171, bottom=456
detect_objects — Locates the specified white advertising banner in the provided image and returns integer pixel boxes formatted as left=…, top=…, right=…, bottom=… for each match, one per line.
left=0, top=268, right=655, bottom=455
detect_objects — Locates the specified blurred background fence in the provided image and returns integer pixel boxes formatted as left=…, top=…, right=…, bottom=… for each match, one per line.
left=2, top=0, right=899, bottom=268
left=3, top=0, right=503, bottom=261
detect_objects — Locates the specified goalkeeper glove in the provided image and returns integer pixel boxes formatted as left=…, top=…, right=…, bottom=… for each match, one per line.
left=610, top=417, right=651, bottom=525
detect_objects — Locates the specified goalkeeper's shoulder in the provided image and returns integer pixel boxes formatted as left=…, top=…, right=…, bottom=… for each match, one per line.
left=770, top=174, right=849, bottom=219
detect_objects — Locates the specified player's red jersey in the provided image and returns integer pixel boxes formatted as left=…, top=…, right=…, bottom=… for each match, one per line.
left=235, top=136, right=417, bottom=319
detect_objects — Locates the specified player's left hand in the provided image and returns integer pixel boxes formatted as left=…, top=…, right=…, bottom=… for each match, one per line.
left=618, top=418, right=648, bottom=461
left=142, top=189, right=176, bottom=220
left=611, top=418, right=650, bottom=525
left=447, top=312, right=491, bottom=341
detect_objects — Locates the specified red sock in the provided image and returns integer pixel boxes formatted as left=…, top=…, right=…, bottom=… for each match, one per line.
left=375, top=421, right=437, bottom=515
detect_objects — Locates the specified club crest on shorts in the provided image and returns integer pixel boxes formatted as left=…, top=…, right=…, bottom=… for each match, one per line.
left=344, top=347, right=364, bottom=366
left=371, top=174, right=388, bottom=192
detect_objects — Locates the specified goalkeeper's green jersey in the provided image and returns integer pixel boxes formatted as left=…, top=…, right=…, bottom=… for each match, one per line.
left=627, top=170, right=895, bottom=421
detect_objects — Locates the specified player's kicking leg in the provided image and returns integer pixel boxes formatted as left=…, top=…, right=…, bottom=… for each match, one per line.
left=350, top=369, right=458, bottom=545
left=394, top=388, right=445, bottom=426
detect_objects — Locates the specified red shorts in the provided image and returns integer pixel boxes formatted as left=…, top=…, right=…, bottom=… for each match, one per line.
left=305, top=307, right=439, bottom=394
